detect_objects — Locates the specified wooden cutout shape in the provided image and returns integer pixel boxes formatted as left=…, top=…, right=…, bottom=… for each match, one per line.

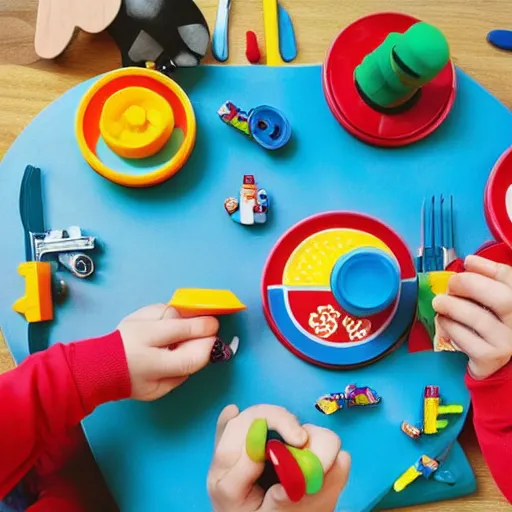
left=35, top=0, right=122, bottom=59
left=108, top=0, right=209, bottom=73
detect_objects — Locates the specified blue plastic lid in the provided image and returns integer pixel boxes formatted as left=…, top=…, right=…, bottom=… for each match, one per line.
left=330, top=247, right=400, bottom=317
left=248, top=106, right=291, bottom=150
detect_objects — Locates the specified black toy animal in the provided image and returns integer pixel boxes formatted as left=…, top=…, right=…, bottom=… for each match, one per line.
left=108, top=0, right=210, bottom=75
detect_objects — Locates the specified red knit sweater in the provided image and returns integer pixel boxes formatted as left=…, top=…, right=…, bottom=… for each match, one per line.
left=0, top=332, right=510, bottom=509
left=0, top=332, right=130, bottom=511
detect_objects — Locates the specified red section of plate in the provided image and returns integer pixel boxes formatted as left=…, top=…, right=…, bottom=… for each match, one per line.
left=287, top=289, right=393, bottom=343
left=266, top=440, right=306, bottom=502
left=485, top=146, right=512, bottom=247
left=323, top=12, right=456, bottom=147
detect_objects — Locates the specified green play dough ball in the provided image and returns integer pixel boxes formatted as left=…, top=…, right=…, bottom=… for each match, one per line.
left=286, top=445, right=324, bottom=494
left=246, top=419, right=268, bottom=463
left=394, top=22, right=450, bottom=81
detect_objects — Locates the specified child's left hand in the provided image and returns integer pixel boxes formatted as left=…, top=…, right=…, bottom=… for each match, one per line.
left=433, top=255, right=512, bottom=380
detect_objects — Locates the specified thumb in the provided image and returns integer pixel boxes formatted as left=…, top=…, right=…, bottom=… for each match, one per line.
left=262, top=483, right=293, bottom=507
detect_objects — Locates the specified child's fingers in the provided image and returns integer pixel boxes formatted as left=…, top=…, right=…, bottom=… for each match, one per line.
left=465, top=255, right=512, bottom=289
left=150, top=316, right=220, bottom=347
left=215, top=404, right=240, bottom=448
left=211, top=406, right=307, bottom=478
left=155, top=336, right=217, bottom=377
left=122, top=303, right=170, bottom=321
left=436, top=316, right=488, bottom=360
left=447, top=272, right=512, bottom=322
left=433, top=294, right=508, bottom=348
left=302, top=424, right=342, bottom=473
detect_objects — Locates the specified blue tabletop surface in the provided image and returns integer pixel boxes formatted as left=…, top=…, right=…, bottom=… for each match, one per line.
left=0, top=64, right=511, bottom=511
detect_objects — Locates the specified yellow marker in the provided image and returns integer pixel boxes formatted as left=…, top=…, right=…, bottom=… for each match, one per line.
left=393, top=465, right=422, bottom=492
left=100, top=86, right=175, bottom=159
left=423, top=385, right=440, bottom=434
left=13, top=262, right=54, bottom=323
left=169, top=289, right=247, bottom=316
left=262, top=0, right=284, bottom=66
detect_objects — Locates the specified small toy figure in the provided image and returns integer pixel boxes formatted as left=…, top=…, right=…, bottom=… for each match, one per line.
left=225, top=175, right=269, bottom=226
left=246, top=418, right=324, bottom=502
left=401, top=385, right=464, bottom=439
left=209, top=336, right=239, bottom=363
left=354, top=22, right=450, bottom=112
left=315, top=384, right=381, bottom=415
left=218, top=100, right=291, bottom=150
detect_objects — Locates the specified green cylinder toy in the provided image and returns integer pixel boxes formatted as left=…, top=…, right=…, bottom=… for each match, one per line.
left=354, top=22, right=450, bottom=112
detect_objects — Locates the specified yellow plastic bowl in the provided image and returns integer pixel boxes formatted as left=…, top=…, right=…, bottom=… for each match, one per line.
left=99, top=86, right=175, bottom=159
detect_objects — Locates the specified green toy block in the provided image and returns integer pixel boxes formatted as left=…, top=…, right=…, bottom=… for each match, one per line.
left=354, top=22, right=450, bottom=110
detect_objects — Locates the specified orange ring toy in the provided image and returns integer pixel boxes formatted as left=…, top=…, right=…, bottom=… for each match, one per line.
left=75, top=67, right=196, bottom=188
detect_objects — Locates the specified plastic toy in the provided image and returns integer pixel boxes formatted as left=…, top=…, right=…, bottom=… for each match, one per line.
left=246, top=31, right=261, bottom=64
left=315, top=384, right=381, bottom=415
left=13, top=166, right=97, bottom=353
left=246, top=418, right=324, bottom=502
left=401, top=386, right=464, bottom=439
left=487, top=29, right=512, bottom=51
left=323, top=13, right=455, bottom=147
left=168, top=288, right=247, bottom=315
left=218, top=101, right=291, bottom=150
left=212, top=0, right=231, bottom=62
left=35, top=0, right=121, bottom=59
left=417, top=195, right=458, bottom=273
left=100, top=87, right=175, bottom=159
left=394, top=447, right=456, bottom=493
left=261, top=212, right=417, bottom=368
left=330, top=247, right=400, bottom=317
left=354, top=22, right=449, bottom=111
left=262, top=0, right=283, bottom=66
left=485, top=146, right=512, bottom=248
left=278, top=4, right=297, bottom=62
left=225, top=175, right=269, bottom=225
left=210, top=336, right=239, bottom=363
left=417, top=271, right=455, bottom=342
left=76, top=67, right=196, bottom=188
left=108, top=0, right=210, bottom=71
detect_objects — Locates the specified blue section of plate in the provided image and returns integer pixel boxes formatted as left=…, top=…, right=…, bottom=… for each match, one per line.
left=0, top=64, right=511, bottom=511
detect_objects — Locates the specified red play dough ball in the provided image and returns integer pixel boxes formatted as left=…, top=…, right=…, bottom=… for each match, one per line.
left=266, top=440, right=306, bottom=502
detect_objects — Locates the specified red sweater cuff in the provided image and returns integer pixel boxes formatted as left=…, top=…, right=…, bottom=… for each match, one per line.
left=67, top=330, right=131, bottom=414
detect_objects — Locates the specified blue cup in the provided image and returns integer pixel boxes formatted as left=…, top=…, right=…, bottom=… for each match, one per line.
left=330, top=247, right=400, bottom=317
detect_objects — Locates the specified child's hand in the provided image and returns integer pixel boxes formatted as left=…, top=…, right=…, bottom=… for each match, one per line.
left=117, top=304, right=219, bottom=401
left=433, top=255, right=512, bottom=379
left=207, top=404, right=350, bottom=512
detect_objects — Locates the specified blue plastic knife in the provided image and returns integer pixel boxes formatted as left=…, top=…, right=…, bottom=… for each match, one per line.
left=212, top=0, right=231, bottom=62
left=19, top=165, right=50, bottom=354
left=278, top=3, right=297, bottom=62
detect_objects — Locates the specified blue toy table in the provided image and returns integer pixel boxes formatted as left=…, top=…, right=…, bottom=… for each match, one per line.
left=0, top=64, right=511, bottom=511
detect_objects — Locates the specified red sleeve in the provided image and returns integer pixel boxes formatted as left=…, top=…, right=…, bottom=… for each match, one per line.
left=0, top=331, right=131, bottom=502
left=466, top=363, right=512, bottom=502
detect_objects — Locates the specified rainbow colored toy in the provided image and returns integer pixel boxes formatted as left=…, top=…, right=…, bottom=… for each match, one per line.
left=315, top=384, right=381, bottom=415
left=246, top=418, right=324, bottom=502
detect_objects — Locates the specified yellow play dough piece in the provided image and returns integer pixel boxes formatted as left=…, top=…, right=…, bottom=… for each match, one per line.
left=429, top=271, right=455, bottom=295
left=283, top=229, right=393, bottom=287
left=168, top=289, right=247, bottom=316
left=100, top=86, right=174, bottom=159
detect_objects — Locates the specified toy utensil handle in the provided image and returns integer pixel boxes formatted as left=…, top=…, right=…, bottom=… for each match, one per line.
left=393, top=465, right=422, bottom=492
left=212, top=0, right=230, bottom=62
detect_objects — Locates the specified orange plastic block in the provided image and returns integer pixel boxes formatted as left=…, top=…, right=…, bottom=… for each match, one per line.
left=13, top=261, right=54, bottom=322
left=168, top=288, right=247, bottom=316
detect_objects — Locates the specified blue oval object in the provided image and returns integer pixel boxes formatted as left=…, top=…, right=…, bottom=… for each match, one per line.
left=330, top=247, right=400, bottom=317
left=487, top=29, right=512, bottom=51
left=248, top=105, right=291, bottom=150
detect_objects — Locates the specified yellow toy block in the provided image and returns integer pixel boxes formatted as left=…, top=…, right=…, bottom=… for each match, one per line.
left=13, top=262, right=53, bottom=322
left=169, top=289, right=247, bottom=316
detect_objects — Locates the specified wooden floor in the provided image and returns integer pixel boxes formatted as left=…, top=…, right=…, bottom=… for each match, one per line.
left=0, top=0, right=511, bottom=509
